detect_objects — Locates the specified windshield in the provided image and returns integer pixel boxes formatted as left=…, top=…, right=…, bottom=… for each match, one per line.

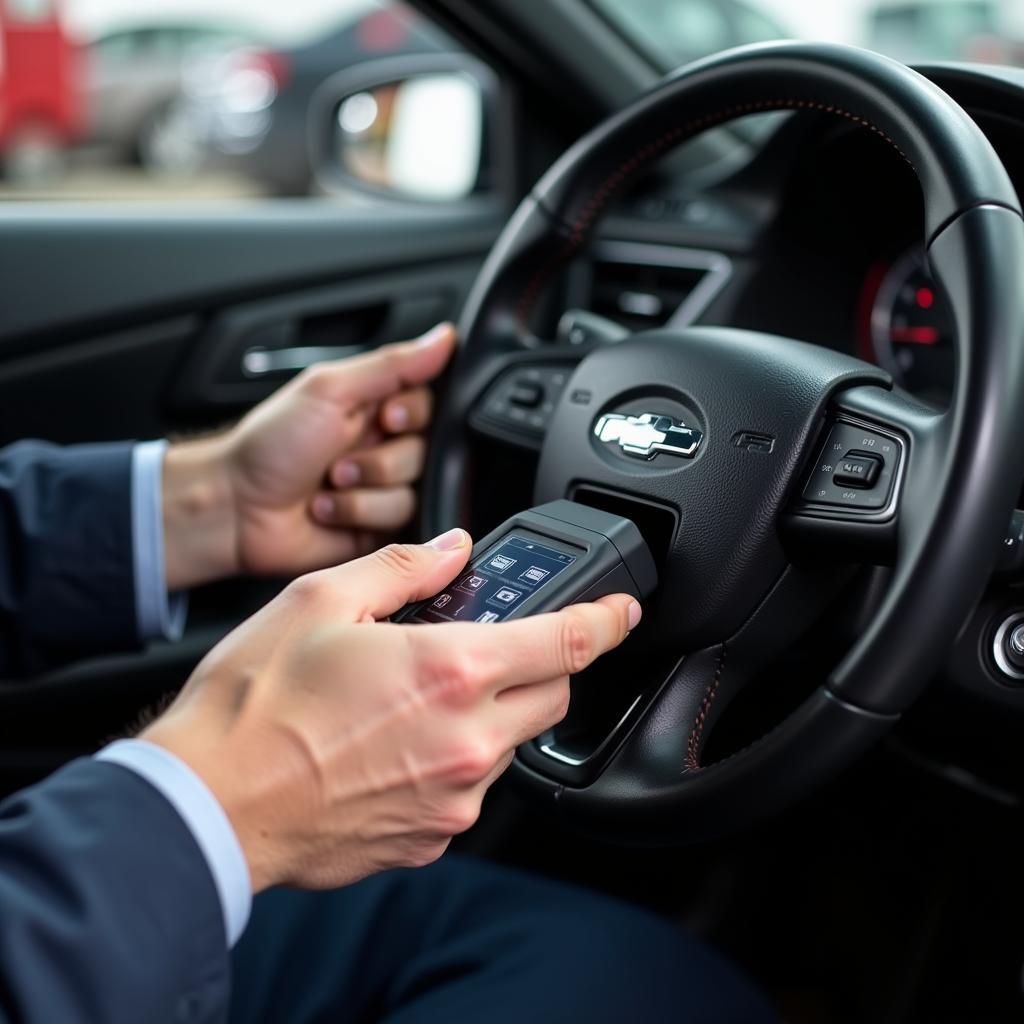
left=590, top=0, right=1024, bottom=69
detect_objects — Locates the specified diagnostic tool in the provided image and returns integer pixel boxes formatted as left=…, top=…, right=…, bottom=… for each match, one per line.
left=396, top=500, right=657, bottom=625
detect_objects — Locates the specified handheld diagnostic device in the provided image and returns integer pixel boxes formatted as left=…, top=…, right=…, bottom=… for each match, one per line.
left=395, top=500, right=657, bottom=625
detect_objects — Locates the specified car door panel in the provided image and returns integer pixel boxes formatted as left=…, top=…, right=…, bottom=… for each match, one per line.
left=168, top=261, right=474, bottom=417
left=0, top=204, right=499, bottom=350
left=0, top=201, right=502, bottom=790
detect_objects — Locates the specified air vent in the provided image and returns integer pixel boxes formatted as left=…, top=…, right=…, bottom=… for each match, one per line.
left=588, top=241, right=731, bottom=332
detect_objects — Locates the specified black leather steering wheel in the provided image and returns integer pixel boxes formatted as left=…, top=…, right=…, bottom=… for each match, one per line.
left=421, top=42, right=1024, bottom=843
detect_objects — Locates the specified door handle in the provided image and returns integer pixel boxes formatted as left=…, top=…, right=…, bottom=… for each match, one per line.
left=241, top=344, right=370, bottom=378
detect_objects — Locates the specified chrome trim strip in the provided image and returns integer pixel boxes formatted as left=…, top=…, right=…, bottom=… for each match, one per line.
left=536, top=692, right=646, bottom=767
left=242, top=344, right=367, bottom=378
left=537, top=742, right=587, bottom=766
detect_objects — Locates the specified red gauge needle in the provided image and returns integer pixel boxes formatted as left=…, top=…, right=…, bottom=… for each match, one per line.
left=891, top=326, right=939, bottom=345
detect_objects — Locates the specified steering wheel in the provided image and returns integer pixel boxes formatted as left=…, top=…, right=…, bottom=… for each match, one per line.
left=421, top=42, right=1024, bottom=843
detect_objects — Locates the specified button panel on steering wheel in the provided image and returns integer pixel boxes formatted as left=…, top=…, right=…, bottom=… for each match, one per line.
left=470, top=364, right=574, bottom=445
left=797, top=417, right=905, bottom=517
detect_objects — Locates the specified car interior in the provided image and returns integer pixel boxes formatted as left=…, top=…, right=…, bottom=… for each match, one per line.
left=3, top=1, right=1024, bottom=1021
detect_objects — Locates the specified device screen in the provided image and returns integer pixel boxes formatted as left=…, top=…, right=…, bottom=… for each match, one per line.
left=408, top=534, right=579, bottom=624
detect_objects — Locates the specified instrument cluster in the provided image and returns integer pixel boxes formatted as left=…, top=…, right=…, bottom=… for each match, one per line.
left=857, top=246, right=955, bottom=402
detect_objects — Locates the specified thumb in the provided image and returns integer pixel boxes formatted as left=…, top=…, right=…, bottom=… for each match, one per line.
left=330, top=528, right=472, bottom=621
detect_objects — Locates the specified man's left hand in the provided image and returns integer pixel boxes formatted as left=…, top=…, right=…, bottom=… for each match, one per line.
left=161, top=323, right=456, bottom=590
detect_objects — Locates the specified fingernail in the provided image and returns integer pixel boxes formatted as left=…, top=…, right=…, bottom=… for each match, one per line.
left=386, top=405, right=410, bottom=431
left=627, top=601, right=643, bottom=631
left=427, top=527, right=468, bottom=551
left=417, top=322, right=453, bottom=346
left=313, top=495, right=335, bottom=521
left=333, top=461, right=361, bottom=487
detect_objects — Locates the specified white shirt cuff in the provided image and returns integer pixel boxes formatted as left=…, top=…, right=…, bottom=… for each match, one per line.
left=97, top=739, right=252, bottom=947
left=131, top=440, right=187, bottom=642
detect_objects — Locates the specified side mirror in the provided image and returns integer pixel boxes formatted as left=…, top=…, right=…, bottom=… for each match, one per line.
left=309, top=54, right=498, bottom=203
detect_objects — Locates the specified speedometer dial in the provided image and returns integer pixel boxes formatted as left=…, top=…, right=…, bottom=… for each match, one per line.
left=859, top=246, right=955, bottom=399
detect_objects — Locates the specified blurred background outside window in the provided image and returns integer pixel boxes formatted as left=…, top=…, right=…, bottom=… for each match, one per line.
left=0, top=0, right=1021, bottom=202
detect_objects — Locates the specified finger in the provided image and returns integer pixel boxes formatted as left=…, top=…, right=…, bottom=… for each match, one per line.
left=284, top=529, right=378, bottom=576
left=493, top=677, right=571, bottom=747
left=328, top=435, right=426, bottom=490
left=349, top=420, right=386, bottom=457
left=419, top=595, right=642, bottom=696
left=379, top=386, right=433, bottom=435
left=302, top=323, right=456, bottom=410
left=312, top=529, right=473, bottom=619
left=311, top=486, right=417, bottom=532
left=475, top=747, right=517, bottom=793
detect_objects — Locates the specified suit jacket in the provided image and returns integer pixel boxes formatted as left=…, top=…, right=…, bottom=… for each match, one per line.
left=0, top=758, right=230, bottom=1023
left=0, top=440, right=140, bottom=678
left=0, top=442, right=231, bottom=1022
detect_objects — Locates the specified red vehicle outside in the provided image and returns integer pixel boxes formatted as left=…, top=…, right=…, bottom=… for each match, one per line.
left=0, top=0, right=83, bottom=178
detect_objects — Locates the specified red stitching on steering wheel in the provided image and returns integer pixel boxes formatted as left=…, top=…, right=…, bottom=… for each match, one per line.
left=517, top=98, right=914, bottom=329
left=685, top=644, right=728, bottom=771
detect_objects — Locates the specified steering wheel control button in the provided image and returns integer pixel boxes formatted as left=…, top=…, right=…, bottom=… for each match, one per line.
left=800, top=420, right=902, bottom=513
left=992, top=613, right=1024, bottom=681
left=509, top=381, right=544, bottom=408
left=472, top=364, right=574, bottom=445
left=832, top=453, right=883, bottom=488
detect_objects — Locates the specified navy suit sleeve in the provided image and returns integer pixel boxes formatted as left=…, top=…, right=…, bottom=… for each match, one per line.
left=0, top=759, right=230, bottom=1023
left=0, top=440, right=139, bottom=678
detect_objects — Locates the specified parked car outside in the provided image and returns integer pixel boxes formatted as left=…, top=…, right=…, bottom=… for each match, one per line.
left=83, top=22, right=260, bottom=176
left=189, top=6, right=446, bottom=196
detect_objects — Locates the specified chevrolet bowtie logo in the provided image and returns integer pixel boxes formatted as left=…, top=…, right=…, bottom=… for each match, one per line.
left=593, top=412, right=703, bottom=460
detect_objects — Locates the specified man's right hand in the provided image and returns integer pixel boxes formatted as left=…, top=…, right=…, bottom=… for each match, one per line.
left=142, top=529, right=640, bottom=893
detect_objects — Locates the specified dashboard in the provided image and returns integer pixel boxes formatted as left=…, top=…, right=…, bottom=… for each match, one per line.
left=583, top=64, right=1024, bottom=410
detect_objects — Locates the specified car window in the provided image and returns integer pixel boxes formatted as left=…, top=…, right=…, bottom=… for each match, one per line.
left=732, top=5, right=788, bottom=45
left=665, top=4, right=735, bottom=63
left=870, top=2, right=999, bottom=62
left=590, top=0, right=1021, bottom=69
left=0, top=0, right=466, bottom=200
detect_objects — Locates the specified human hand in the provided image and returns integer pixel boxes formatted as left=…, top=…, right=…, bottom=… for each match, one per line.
left=161, top=323, right=456, bottom=590
left=142, top=529, right=641, bottom=892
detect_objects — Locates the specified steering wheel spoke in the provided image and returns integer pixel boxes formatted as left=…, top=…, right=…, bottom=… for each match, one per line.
left=519, top=560, right=855, bottom=784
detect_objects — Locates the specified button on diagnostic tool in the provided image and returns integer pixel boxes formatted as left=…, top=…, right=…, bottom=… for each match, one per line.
left=394, top=500, right=657, bottom=626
